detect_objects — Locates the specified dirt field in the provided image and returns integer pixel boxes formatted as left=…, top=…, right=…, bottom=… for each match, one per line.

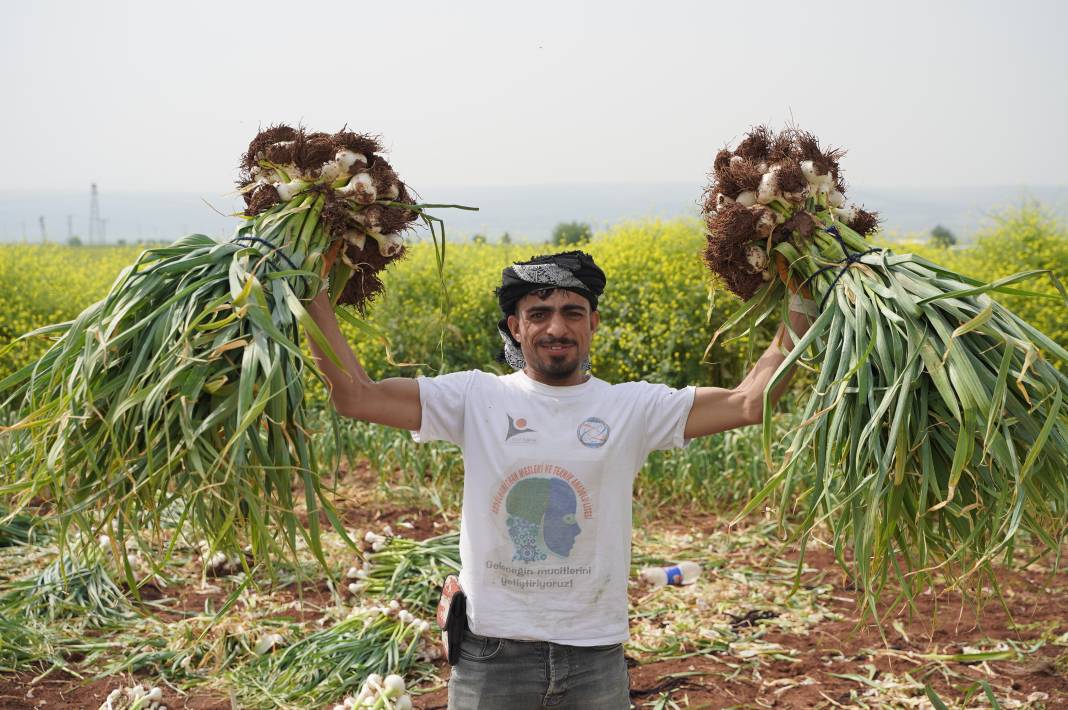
left=1, top=465, right=1066, bottom=709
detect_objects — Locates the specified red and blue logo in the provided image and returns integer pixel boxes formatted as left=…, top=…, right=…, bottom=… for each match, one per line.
left=576, top=417, right=610, bottom=448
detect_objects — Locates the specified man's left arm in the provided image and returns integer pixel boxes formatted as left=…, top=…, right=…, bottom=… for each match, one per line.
left=683, top=300, right=815, bottom=439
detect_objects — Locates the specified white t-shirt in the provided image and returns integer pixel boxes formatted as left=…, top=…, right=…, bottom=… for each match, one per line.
left=413, top=369, right=696, bottom=645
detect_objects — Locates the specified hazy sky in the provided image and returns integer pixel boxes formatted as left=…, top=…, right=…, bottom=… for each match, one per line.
left=3, top=0, right=1066, bottom=194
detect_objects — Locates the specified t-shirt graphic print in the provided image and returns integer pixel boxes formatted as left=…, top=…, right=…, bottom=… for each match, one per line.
left=484, top=460, right=598, bottom=606
left=413, top=369, right=694, bottom=645
left=497, top=463, right=588, bottom=564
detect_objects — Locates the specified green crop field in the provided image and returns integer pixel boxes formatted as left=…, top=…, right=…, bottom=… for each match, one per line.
left=1, top=208, right=1067, bottom=709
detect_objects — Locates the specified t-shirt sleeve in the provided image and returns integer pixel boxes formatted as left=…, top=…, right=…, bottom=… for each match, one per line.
left=641, top=383, right=697, bottom=452
left=411, top=371, right=478, bottom=446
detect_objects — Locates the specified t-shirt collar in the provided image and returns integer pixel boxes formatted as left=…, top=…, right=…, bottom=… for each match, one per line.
left=511, top=369, right=597, bottom=397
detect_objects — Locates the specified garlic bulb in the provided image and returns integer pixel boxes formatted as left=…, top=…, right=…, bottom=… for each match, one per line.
left=338, top=173, right=376, bottom=204
left=735, top=190, right=758, bottom=207
left=757, top=168, right=781, bottom=205
left=745, top=244, right=768, bottom=272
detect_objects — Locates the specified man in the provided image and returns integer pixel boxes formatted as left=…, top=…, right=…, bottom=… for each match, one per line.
left=306, top=250, right=813, bottom=709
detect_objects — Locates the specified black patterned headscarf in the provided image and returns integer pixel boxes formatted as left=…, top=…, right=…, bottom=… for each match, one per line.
left=496, top=251, right=606, bottom=370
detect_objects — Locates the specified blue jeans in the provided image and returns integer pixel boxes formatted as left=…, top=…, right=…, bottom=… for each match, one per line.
left=448, top=629, right=630, bottom=709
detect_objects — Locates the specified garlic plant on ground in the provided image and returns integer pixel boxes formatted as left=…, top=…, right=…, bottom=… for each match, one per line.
left=702, top=125, right=1068, bottom=618
left=0, top=125, right=473, bottom=576
left=350, top=531, right=460, bottom=615
left=0, top=505, right=38, bottom=546
left=0, top=616, right=49, bottom=673
left=229, top=601, right=434, bottom=708
left=0, top=545, right=136, bottom=626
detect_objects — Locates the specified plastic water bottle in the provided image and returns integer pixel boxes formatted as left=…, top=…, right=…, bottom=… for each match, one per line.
left=639, top=561, right=701, bottom=586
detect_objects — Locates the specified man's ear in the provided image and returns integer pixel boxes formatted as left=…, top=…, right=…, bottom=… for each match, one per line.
left=590, top=311, right=600, bottom=333
left=506, top=314, right=519, bottom=339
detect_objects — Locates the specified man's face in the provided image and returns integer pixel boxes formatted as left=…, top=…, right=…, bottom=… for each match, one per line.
left=507, top=289, right=599, bottom=385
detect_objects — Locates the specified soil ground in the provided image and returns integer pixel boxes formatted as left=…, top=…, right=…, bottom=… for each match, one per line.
left=2, top=465, right=1066, bottom=709
left=413, top=541, right=1068, bottom=709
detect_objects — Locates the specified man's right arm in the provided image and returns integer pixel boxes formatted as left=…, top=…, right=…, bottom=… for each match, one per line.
left=305, top=291, right=422, bottom=431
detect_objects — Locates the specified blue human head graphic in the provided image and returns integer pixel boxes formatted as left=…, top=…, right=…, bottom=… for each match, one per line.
left=505, top=477, right=581, bottom=563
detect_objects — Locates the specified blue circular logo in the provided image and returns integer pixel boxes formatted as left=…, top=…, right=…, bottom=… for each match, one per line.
left=577, top=417, right=610, bottom=448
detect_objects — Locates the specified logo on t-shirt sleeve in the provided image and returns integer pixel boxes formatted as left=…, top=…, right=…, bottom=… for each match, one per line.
left=576, top=417, right=610, bottom=448
left=505, top=414, right=536, bottom=443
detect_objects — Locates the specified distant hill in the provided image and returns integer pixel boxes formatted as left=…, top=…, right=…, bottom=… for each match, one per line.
left=2, top=184, right=1066, bottom=245
left=0, top=190, right=246, bottom=245
left=852, top=185, right=1068, bottom=240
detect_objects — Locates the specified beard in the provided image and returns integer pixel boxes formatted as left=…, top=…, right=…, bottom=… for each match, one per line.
left=527, top=338, right=582, bottom=382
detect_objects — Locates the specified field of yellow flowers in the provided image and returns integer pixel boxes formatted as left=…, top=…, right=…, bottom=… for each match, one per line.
left=0, top=244, right=144, bottom=377
left=0, top=219, right=774, bottom=389
left=2, top=206, right=1065, bottom=387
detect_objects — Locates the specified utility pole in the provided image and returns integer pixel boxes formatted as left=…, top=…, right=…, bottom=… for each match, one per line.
left=39, top=216, right=47, bottom=243
left=89, top=183, right=100, bottom=245
left=67, top=214, right=74, bottom=240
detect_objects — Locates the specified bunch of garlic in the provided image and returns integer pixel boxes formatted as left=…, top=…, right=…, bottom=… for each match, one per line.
left=98, top=684, right=165, bottom=710
left=332, top=673, right=413, bottom=710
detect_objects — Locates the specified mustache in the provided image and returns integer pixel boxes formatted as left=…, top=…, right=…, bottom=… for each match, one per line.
left=536, top=338, right=577, bottom=347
